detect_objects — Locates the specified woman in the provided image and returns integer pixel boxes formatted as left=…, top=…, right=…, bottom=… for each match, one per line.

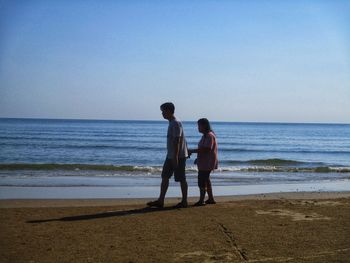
left=189, top=118, right=218, bottom=206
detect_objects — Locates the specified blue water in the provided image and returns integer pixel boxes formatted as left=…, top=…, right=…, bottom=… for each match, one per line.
left=0, top=118, right=349, bottom=195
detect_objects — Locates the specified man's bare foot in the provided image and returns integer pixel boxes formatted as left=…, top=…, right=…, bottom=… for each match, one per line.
left=146, top=200, right=164, bottom=208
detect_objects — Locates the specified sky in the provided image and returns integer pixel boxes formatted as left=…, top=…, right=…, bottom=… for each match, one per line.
left=0, top=0, right=349, bottom=123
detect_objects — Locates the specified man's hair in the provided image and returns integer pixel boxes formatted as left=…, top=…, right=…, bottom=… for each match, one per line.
left=160, top=102, right=175, bottom=114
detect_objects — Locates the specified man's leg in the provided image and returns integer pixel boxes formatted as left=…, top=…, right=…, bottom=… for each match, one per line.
left=180, top=179, right=188, bottom=204
left=172, top=158, right=188, bottom=208
left=159, top=177, right=169, bottom=204
left=147, top=159, right=171, bottom=208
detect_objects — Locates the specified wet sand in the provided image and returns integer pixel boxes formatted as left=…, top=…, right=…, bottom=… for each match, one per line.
left=1, top=192, right=350, bottom=262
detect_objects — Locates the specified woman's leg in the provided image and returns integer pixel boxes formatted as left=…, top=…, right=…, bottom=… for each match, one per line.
left=197, top=171, right=206, bottom=204
left=206, top=175, right=216, bottom=203
left=199, top=187, right=206, bottom=203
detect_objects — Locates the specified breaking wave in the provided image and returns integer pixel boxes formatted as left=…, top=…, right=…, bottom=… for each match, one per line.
left=0, top=162, right=349, bottom=174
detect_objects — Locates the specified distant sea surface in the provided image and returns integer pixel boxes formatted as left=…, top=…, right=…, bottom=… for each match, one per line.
left=0, top=118, right=349, bottom=197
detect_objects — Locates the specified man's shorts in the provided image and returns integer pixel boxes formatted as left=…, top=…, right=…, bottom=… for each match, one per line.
left=161, top=158, right=186, bottom=182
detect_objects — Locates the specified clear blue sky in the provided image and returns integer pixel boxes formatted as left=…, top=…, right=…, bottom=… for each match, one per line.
left=0, top=0, right=349, bottom=123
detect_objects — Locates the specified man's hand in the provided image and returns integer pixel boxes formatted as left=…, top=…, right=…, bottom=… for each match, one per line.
left=188, top=149, right=192, bottom=157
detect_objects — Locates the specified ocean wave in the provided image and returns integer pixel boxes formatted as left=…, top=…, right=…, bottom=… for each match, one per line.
left=219, top=148, right=350, bottom=154
left=0, top=136, right=164, bottom=144
left=0, top=163, right=162, bottom=172
left=216, top=166, right=350, bottom=173
left=223, top=158, right=319, bottom=166
left=0, top=163, right=349, bottom=174
left=0, top=143, right=165, bottom=151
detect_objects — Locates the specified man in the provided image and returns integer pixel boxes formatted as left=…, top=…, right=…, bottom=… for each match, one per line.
left=147, top=102, right=188, bottom=208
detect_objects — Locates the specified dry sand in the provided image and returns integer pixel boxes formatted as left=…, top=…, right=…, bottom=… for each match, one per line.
left=1, top=192, right=350, bottom=263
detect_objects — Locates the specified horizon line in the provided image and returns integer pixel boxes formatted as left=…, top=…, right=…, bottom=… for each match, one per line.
left=0, top=117, right=349, bottom=125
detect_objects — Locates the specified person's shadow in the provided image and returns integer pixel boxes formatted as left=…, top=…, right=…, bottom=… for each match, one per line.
left=27, top=206, right=181, bottom=224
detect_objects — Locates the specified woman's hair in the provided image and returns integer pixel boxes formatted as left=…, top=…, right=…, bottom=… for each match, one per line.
left=197, top=118, right=214, bottom=134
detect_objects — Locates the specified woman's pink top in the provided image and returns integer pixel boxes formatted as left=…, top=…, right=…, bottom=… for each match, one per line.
left=197, top=131, right=218, bottom=171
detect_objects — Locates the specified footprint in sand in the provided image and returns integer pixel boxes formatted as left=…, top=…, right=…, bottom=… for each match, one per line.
left=289, top=200, right=342, bottom=206
left=174, top=251, right=237, bottom=263
left=255, top=209, right=330, bottom=221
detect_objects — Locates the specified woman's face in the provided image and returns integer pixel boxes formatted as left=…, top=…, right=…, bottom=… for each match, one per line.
left=198, top=123, right=205, bottom=133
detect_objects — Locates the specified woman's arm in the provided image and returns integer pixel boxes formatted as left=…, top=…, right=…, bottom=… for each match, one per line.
left=189, top=135, right=213, bottom=155
left=188, top=148, right=198, bottom=155
left=188, top=147, right=210, bottom=155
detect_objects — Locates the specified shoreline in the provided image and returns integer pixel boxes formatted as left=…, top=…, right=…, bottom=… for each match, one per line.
left=1, top=179, right=350, bottom=200
left=1, top=191, right=350, bottom=208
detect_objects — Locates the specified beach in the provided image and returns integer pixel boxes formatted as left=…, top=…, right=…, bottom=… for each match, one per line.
left=2, top=0, right=350, bottom=261
left=1, top=192, right=350, bottom=263
left=1, top=120, right=349, bottom=262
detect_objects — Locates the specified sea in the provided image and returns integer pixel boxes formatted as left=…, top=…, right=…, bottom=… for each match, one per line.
left=0, top=118, right=349, bottom=199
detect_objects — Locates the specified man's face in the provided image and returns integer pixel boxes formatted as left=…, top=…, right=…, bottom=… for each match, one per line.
left=161, top=109, right=171, bottom=120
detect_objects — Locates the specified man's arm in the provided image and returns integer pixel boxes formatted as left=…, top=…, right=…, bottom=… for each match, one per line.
left=172, top=137, right=181, bottom=167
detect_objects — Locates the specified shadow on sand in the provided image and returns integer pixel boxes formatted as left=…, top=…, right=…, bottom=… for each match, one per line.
left=27, top=206, right=180, bottom=224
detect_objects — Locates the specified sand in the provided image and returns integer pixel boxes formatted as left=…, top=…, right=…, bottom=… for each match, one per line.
left=1, top=192, right=350, bottom=263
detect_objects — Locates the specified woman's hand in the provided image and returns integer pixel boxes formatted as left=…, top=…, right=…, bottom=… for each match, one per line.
left=188, top=149, right=198, bottom=155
